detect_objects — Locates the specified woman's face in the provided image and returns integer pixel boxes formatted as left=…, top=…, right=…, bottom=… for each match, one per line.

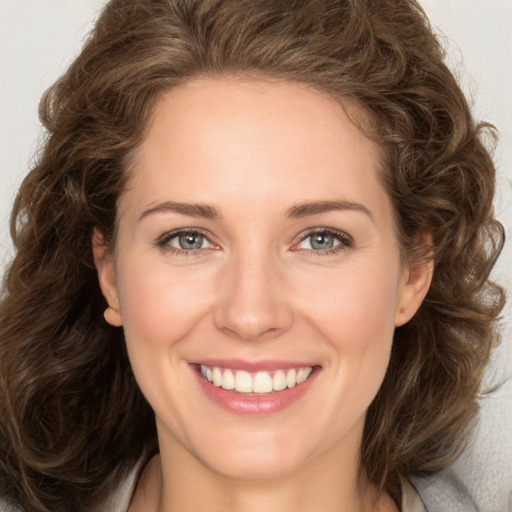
left=95, top=77, right=430, bottom=480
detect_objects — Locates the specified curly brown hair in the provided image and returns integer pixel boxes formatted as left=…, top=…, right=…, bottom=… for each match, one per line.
left=0, top=0, right=505, bottom=510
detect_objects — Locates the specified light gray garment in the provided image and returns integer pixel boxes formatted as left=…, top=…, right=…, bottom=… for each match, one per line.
left=0, top=497, right=19, bottom=512
left=411, top=377, right=512, bottom=512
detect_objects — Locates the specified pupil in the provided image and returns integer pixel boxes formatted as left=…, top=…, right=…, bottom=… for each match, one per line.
left=312, top=233, right=333, bottom=250
left=179, top=233, right=203, bottom=250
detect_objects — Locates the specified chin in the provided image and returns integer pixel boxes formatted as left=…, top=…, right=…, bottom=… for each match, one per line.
left=205, top=450, right=307, bottom=481
left=186, top=425, right=324, bottom=481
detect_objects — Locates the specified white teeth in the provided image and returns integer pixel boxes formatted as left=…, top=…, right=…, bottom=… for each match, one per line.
left=296, top=367, right=312, bottom=384
left=286, top=368, right=297, bottom=388
left=212, top=367, right=223, bottom=387
left=272, top=370, right=287, bottom=391
left=222, top=369, right=235, bottom=390
left=253, top=371, right=273, bottom=393
left=200, top=365, right=314, bottom=394
left=235, top=370, right=253, bottom=393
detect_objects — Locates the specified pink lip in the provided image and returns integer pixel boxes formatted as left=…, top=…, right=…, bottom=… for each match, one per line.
left=190, top=362, right=319, bottom=416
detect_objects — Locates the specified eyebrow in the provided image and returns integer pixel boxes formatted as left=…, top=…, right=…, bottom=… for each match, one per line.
left=286, top=200, right=374, bottom=222
left=139, top=201, right=221, bottom=221
left=138, top=199, right=373, bottom=222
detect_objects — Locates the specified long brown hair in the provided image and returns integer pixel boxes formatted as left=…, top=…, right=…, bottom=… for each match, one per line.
left=0, top=1, right=505, bottom=510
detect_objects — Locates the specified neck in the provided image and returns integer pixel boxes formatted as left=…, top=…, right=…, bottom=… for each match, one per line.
left=129, top=433, right=398, bottom=512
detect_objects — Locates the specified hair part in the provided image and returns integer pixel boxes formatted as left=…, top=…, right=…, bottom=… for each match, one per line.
left=0, top=0, right=505, bottom=510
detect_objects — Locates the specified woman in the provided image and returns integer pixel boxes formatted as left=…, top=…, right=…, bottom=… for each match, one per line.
left=0, top=1, right=506, bottom=511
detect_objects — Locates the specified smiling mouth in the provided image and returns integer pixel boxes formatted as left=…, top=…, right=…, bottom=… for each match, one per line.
left=197, top=364, right=316, bottom=395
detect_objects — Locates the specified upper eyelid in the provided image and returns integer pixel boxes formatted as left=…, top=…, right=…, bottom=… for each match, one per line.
left=157, top=227, right=216, bottom=245
left=297, top=227, right=353, bottom=243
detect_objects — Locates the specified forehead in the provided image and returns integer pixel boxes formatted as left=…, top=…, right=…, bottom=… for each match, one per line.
left=122, top=77, right=389, bottom=222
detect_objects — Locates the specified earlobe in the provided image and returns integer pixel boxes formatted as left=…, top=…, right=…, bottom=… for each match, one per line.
left=104, top=306, right=123, bottom=327
left=92, top=229, right=123, bottom=327
left=394, top=253, right=434, bottom=327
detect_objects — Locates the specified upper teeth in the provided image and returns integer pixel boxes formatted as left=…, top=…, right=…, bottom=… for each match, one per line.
left=200, top=365, right=313, bottom=394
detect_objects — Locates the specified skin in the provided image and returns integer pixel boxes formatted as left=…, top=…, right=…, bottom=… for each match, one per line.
left=94, top=77, right=432, bottom=512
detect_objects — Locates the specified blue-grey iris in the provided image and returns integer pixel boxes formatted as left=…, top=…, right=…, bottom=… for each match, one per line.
left=179, top=233, right=204, bottom=250
left=310, top=233, right=334, bottom=250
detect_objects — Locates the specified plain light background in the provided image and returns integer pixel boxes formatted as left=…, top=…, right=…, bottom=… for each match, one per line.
left=1, top=1, right=511, bottom=377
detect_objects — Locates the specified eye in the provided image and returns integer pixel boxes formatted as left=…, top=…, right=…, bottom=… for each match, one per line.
left=293, top=229, right=353, bottom=254
left=170, top=232, right=209, bottom=250
left=300, top=232, right=339, bottom=250
left=157, top=229, right=218, bottom=254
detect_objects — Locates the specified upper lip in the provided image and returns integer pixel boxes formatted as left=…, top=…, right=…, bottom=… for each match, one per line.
left=191, top=359, right=319, bottom=372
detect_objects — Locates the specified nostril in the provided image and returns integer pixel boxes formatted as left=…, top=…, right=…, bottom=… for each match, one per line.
left=219, top=324, right=284, bottom=342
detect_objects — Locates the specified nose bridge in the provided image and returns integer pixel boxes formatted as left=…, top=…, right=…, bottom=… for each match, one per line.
left=214, top=245, right=292, bottom=341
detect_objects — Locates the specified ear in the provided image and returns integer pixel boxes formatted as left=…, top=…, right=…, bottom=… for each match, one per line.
left=92, top=229, right=123, bottom=327
left=394, top=244, right=434, bottom=327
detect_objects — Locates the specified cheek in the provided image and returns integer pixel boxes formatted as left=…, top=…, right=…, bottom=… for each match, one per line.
left=116, top=258, right=214, bottom=353
left=114, top=257, right=216, bottom=423
left=294, top=260, right=400, bottom=395
left=298, top=262, right=399, bottom=343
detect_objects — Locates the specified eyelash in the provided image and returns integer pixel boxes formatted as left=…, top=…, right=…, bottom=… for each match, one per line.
left=293, top=228, right=354, bottom=257
left=156, top=228, right=217, bottom=257
left=156, top=227, right=354, bottom=257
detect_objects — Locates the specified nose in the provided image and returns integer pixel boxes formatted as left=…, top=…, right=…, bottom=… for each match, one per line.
left=213, top=251, right=294, bottom=342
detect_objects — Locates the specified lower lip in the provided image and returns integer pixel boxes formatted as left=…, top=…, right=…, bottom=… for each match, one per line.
left=193, top=367, right=319, bottom=416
